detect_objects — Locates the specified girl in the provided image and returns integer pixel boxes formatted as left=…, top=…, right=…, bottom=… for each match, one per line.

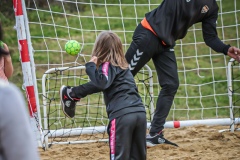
left=60, top=31, right=146, bottom=160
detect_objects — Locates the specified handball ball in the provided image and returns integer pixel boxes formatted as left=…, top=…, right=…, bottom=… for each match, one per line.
left=65, top=40, right=81, bottom=56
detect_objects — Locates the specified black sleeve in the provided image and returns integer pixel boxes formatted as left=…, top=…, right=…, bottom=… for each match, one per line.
left=85, top=62, right=116, bottom=90
left=202, top=7, right=230, bottom=55
left=72, top=81, right=102, bottom=98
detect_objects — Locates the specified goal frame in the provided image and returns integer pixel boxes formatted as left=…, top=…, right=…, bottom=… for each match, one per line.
left=41, top=64, right=154, bottom=148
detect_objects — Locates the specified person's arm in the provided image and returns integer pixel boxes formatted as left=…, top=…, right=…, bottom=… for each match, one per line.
left=0, top=82, right=40, bottom=160
left=202, top=7, right=230, bottom=55
left=85, top=56, right=116, bottom=90
left=202, top=9, right=240, bottom=62
left=2, top=43, right=13, bottom=78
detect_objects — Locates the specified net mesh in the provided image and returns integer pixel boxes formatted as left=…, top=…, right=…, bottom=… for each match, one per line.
left=19, top=0, right=240, bottom=147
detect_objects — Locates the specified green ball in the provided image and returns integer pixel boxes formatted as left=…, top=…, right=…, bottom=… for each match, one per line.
left=65, top=40, right=81, bottom=56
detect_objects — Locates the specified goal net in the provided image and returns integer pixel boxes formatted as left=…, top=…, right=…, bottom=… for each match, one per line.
left=13, top=0, right=240, bottom=149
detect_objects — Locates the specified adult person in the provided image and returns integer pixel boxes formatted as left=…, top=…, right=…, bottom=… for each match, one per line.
left=0, top=81, right=40, bottom=160
left=125, top=0, right=240, bottom=147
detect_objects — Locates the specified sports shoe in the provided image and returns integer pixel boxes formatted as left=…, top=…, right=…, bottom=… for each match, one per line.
left=146, top=133, right=178, bottom=147
left=60, top=85, right=80, bottom=118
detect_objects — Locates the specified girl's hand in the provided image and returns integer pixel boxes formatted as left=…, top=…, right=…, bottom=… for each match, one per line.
left=89, top=56, right=98, bottom=64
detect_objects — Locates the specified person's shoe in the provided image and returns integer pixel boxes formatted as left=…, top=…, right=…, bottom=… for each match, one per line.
left=60, top=85, right=80, bottom=118
left=146, top=133, right=178, bottom=147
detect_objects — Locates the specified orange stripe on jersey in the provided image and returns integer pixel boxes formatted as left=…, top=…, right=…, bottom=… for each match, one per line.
left=161, top=41, right=167, bottom=46
left=141, top=17, right=157, bottom=36
left=141, top=17, right=167, bottom=46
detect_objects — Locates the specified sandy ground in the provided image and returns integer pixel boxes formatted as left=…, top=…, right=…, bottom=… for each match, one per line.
left=39, top=125, right=240, bottom=160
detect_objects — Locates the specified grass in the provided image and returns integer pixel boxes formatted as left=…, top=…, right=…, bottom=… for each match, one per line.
left=1, top=0, right=240, bottom=128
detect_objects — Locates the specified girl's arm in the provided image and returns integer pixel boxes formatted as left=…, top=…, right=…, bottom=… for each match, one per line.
left=85, top=57, right=116, bottom=90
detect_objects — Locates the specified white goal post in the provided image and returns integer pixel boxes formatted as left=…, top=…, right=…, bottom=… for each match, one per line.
left=41, top=64, right=154, bottom=148
left=13, top=0, right=240, bottom=149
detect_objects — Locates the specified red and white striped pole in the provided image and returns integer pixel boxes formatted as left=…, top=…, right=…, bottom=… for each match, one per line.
left=13, top=0, right=37, bottom=118
left=13, top=0, right=45, bottom=148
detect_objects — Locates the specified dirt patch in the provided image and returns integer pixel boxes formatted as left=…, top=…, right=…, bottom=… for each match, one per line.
left=39, top=125, right=240, bottom=160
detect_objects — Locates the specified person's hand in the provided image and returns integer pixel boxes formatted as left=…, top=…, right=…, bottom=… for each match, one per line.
left=89, top=56, right=98, bottom=64
left=0, top=42, right=10, bottom=56
left=227, top=46, right=240, bottom=62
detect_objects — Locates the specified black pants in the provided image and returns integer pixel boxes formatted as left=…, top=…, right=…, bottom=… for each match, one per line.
left=108, top=112, right=146, bottom=160
left=125, top=24, right=179, bottom=134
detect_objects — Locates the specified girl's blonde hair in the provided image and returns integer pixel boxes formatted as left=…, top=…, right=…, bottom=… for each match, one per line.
left=92, top=31, right=128, bottom=69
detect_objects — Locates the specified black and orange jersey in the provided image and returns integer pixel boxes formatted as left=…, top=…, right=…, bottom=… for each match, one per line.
left=85, top=62, right=145, bottom=120
left=145, top=0, right=230, bottom=54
